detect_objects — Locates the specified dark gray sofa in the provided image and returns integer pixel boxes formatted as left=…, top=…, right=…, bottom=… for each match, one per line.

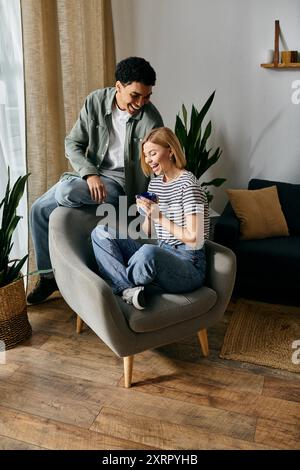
left=214, top=179, right=300, bottom=305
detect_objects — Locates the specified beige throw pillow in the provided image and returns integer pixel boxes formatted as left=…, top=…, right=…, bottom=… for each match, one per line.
left=226, top=186, right=289, bottom=240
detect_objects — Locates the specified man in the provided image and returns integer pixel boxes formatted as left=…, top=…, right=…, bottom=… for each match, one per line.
left=27, top=56, right=163, bottom=304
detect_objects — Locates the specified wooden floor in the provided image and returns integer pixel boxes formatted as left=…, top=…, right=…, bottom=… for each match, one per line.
left=0, top=293, right=299, bottom=450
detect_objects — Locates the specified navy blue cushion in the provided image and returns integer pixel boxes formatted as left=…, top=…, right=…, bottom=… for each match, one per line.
left=248, top=179, right=300, bottom=236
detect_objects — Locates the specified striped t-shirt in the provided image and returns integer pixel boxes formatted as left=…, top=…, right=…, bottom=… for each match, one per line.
left=148, top=170, right=209, bottom=246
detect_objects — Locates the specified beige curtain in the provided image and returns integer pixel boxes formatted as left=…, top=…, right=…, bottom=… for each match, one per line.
left=21, top=0, right=115, bottom=273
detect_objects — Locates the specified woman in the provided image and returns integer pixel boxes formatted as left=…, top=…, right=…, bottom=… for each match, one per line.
left=91, top=127, right=209, bottom=310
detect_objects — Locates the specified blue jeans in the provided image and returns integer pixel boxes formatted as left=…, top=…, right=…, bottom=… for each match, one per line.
left=30, top=175, right=124, bottom=271
left=91, top=225, right=206, bottom=295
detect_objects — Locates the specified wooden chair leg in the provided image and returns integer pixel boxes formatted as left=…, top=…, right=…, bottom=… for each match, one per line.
left=197, top=329, right=209, bottom=357
left=76, top=315, right=83, bottom=334
left=123, top=355, right=134, bottom=388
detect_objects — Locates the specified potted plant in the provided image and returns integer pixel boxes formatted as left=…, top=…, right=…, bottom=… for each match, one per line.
left=175, top=90, right=225, bottom=203
left=0, top=168, right=32, bottom=350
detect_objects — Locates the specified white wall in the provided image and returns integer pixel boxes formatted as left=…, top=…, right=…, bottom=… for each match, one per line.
left=112, top=0, right=300, bottom=212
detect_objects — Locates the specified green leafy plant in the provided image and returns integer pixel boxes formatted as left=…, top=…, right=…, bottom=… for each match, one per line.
left=175, top=90, right=225, bottom=203
left=0, top=168, right=30, bottom=288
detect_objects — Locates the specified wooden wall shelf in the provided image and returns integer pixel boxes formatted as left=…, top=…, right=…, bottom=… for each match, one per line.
left=261, top=20, right=299, bottom=69
left=261, top=63, right=300, bottom=69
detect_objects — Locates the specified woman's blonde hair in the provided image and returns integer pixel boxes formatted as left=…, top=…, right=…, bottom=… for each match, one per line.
left=140, top=127, right=186, bottom=176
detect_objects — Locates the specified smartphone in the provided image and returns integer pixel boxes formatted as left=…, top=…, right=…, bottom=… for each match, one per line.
left=136, top=192, right=158, bottom=215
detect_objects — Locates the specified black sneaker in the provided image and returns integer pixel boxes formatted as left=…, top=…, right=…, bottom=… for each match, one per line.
left=27, top=276, right=58, bottom=304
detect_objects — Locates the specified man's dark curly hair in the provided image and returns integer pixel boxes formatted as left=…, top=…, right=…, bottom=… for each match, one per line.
left=115, top=57, right=156, bottom=86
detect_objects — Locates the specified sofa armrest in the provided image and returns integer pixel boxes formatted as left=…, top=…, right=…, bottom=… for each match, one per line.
left=214, top=202, right=240, bottom=250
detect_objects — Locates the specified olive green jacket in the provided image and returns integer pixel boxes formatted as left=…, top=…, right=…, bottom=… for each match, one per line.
left=64, top=87, right=163, bottom=205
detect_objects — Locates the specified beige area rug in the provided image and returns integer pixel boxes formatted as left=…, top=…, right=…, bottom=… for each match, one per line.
left=220, top=299, right=300, bottom=373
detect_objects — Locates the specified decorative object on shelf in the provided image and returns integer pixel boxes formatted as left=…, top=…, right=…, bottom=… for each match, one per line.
left=261, top=20, right=300, bottom=69
left=281, top=50, right=298, bottom=64
left=175, top=91, right=225, bottom=203
left=0, top=168, right=32, bottom=349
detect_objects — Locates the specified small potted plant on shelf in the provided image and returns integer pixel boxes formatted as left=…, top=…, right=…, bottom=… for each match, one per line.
left=0, top=168, right=32, bottom=350
left=175, top=90, right=225, bottom=203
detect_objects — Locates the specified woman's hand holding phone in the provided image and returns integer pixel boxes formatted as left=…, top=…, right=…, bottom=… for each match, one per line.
left=136, top=192, right=160, bottom=221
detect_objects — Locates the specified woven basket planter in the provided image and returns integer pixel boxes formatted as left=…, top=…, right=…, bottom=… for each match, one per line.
left=0, top=278, right=32, bottom=350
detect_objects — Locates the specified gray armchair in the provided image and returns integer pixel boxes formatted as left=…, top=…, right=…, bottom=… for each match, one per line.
left=49, top=206, right=236, bottom=387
